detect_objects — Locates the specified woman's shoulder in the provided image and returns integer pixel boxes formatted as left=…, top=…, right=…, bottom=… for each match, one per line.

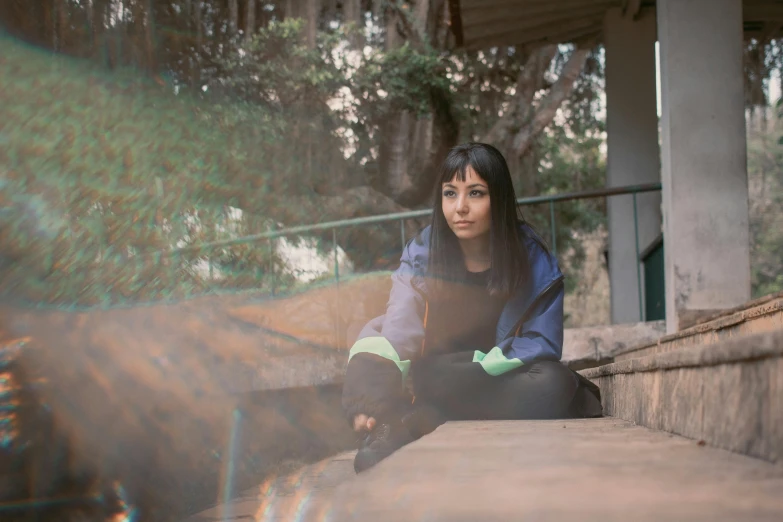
left=401, top=225, right=432, bottom=268
left=517, top=222, right=563, bottom=284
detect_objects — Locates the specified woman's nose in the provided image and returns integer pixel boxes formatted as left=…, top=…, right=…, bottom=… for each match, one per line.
left=456, top=195, right=468, bottom=213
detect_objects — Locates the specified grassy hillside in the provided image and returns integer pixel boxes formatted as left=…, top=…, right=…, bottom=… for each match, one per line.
left=0, top=34, right=302, bottom=307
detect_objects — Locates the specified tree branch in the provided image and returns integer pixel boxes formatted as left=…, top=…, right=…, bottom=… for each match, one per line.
left=511, top=48, right=590, bottom=156
left=482, top=44, right=557, bottom=145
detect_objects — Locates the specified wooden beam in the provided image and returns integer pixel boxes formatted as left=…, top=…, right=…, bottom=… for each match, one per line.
left=461, top=1, right=614, bottom=29
left=465, top=16, right=603, bottom=49
left=744, top=4, right=783, bottom=21
left=460, top=0, right=613, bottom=13
left=465, top=10, right=603, bottom=42
left=466, top=26, right=602, bottom=51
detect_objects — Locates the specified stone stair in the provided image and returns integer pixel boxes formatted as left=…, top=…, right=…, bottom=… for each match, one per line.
left=580, top=329, right=782, bottom=464
left=579, top=293, right=783, bottom=465
left=611, top=291, right=783, bottom=362
left=183, top=294, right=783, bottom=521
left=185, top=418, right=783, bottom=521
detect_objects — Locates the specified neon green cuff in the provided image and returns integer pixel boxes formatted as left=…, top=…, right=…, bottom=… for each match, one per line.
left=472, top=346, right=524, bottom=376
left=349, top=336, right=411, bottom=384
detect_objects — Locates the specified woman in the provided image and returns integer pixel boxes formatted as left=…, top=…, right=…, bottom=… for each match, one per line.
left=342, top=142, right=602, bottom=473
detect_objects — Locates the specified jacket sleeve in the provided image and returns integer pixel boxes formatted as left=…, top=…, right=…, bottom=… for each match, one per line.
left=503, top=278, right=564, bottom=361
left=377, top=239, right=428, bottom=362
left=474, top=278, right=565, bottom=376
left=341, top=239, right=428, bottom=424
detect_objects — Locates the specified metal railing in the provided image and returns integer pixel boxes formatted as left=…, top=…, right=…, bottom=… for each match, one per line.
left=152, top=182, right=662, bottom=321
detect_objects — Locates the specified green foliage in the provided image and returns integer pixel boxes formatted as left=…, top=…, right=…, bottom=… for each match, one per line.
left=342, top=42, right=453, bottom=167
left=0, top=35, right=302, bottom=307
left=350, top=42, right=451, bottom=117
left=747, top=110, right=783, bottom=298
left=527, top=121, right=607, bottom=295
left=217, top=19, right=344, bottom=110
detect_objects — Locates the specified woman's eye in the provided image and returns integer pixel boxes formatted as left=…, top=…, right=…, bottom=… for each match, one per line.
left=470, top=190, right=486, bottom=197
left=443, top=190, right=456, bottom=197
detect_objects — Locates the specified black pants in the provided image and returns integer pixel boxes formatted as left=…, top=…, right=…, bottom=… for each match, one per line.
left=342, top=350, right=602, bottom=427
left=413, top=354, right=588, bottom=421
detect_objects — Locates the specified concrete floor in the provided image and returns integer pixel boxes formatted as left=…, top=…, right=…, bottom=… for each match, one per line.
left=185, top=417, right=783, bottom=521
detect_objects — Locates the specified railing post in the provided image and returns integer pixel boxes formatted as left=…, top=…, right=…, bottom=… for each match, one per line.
left=269, top=227, right=276, bottom=297
left=333, top=228, right=339, bottom=284
left=549, top=200, right=557, bottom=256
left=633, top=193, right=643, bottom=322
left=400, top=219, right=406, bottom=250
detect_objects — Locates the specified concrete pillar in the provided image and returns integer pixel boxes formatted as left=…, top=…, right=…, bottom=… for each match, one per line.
left=604, top=7, right=662, bottom=325
left=657, top=0, right=751, bottom=333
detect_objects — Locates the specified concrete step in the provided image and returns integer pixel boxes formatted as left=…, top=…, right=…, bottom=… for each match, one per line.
left=184, top=418, right=783, bottom=521
left=580, top=329, right=783, bottom=464
left=183, top=451, right=357, bottom=522
left=563, top=319, right=665, bottom=370
left=612, top=292, right=783, bottom=362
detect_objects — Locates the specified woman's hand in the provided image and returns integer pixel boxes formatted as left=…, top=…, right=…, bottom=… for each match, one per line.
left=353, top=414, right=376, bottom=433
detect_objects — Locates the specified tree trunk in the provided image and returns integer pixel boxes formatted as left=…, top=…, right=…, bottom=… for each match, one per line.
left=191, top=0, right=202, bottom=85
left=511, top=49, right=590, bottom=157
left=377, top=112, right=411, bottom=195
left=305, top=0, right=320, bottom=48
left=44, top=0, right=54, bottom=51
left=414, top=0, right=429, bottom=38
left=228, top=0, right=238, bottom=35
left=517, top=147, right=538, bottom=197
left=194, top=0, right=202, bottom=43
left=86, top=0, right=95, bottom=56
left=484, top=45, right=557, bottom=146
left=343, top=0, right=363, bottom=47
left=479, top=46, right=590, bottom=196
left=432, top=0, right=451, bottom=48
left=56, top=0, right=67, bottom=52
left=93, top=0, right=107, bottom=64
left=144, top=0, right=155, bottom=74
left=245, top=0, right=256, bottom=41
left=374, top=0, right=459, bottom=208
left=384, top=4, right=399, bottom=50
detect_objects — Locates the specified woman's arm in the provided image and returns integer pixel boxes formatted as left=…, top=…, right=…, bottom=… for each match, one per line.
left=490, top=277, right=565, bottom=370
left=341, top=238, right=428, bottom=426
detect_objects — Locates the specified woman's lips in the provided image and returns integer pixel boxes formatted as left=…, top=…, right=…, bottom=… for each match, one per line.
left=454, top=221, right=473, bottom=228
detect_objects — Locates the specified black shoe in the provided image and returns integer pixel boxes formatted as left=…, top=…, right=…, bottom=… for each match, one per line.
left=401, top=401, right=447, bottom=438
left=354, top=420, right=414, bottom=473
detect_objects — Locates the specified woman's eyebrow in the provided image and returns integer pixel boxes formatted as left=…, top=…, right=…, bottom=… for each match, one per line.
left=442, top=182, right=488, bottom=189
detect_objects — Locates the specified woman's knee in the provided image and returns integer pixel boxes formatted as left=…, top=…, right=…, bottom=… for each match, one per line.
left=529, top=360, right=579, bottom=395
left=507, top=360, right=579, bottom=418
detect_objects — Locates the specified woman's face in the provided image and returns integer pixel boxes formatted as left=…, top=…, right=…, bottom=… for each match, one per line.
left=441, top=166, right=491, bottom=242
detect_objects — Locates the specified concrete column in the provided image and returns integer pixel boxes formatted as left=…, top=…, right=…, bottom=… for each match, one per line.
left=657, top=0, right=751, bottom=333
left=604, top=7, right=662, bottom=325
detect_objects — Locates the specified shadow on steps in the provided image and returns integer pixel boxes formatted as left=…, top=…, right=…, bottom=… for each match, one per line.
left=0, top=336, right=354, bottom=522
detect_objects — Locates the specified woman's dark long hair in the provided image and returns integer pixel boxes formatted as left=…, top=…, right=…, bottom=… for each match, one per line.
left=428, top=142, right=530, bottom=298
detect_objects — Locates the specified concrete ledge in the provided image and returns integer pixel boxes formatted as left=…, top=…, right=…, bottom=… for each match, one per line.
left=193, top=418, right=783, bottom=521
left=581, top=330, right=783, bottom=464
left=614, top=293, right=783, bottom=362
left=563, top=320, right=665, bottom=370
left=582, top=329, right=783, bottom=378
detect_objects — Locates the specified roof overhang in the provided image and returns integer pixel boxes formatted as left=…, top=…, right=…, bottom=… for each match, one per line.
left=449, top=0, right=783, bottom=50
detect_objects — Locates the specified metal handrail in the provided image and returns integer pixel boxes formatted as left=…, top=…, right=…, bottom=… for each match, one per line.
left=151, top=182, right=662, bottom=257
left=148, top=181, right=662, bottom=321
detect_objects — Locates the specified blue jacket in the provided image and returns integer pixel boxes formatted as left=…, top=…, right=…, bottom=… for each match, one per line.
left=350, top=222, right=564, bottom=378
